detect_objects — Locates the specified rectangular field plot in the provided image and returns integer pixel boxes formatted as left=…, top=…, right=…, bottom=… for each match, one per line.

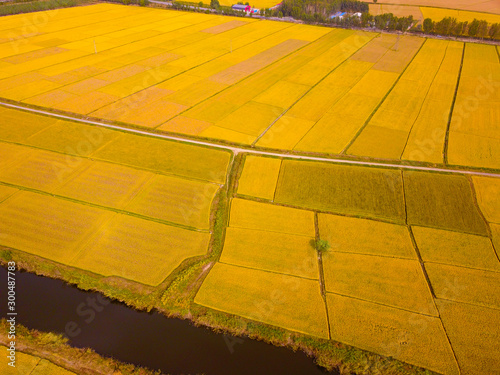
left=318, top=213, right=415, bottom=259
left=0, top=191, right=113, bottom=264
left=0, top=147, right=92, bottom=192
left=413, top=226, right=500, bottom=272
left=71, top=214, right=209, bottom=286
left=55, top=161, right=153, bottom=210
left=327, top=294, right=459, bottom=375
left=124, top=174, right=220, bottom=229
left=0, top=108, right=58, bottom=143
left=403, top=171, right=488, bottom=235
left=323, top=252, right=436, bottom=315
left=229, top=198, right=315, bottom=237
left=472, top=176, right=500, bottom=224
left=195, top=263, right=329, bottom=339
left=274, top=160, right=406, bottom=223
left=237, top=156, right=281, bottom=200
left=426, top=263, right=500, bottom=310
left=220, top=227, right=318, bottom=279
left=436, top=300, right=500, bottom=375
left=448, top=43, right=500, bottom=169
left=23, top=119, right=121, bottom=156
left=91, top=133, right=230, bottom=184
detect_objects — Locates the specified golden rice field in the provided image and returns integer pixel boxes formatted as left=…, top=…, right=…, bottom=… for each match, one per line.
left=0, top=347, right=76, bottom=375
left=0, top=4, right=498, bottom=170
left=0, top=107, right=230, bottom=286
left=194, top=154, right=500, bottom=374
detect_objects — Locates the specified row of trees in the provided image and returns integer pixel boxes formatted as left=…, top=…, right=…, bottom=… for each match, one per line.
left=423, top=17, right=500, bottom=39
left=273, top=0, right=500, bottom=40
left=279, top=0, right=367, bottom=19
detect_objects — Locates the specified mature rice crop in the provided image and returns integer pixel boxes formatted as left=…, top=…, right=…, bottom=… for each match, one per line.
left=327, top=293, right=460, bottom=375
left=194, top=263, right=329, bottom=339
left=237, top=155, right=281, bottom=200
left=274, top=160, right=406, bottom=223
left=436, top=299, right=500, bottom=375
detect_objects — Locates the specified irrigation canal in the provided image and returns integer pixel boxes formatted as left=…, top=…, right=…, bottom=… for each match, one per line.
left=0, top=267, right=339, bottom=375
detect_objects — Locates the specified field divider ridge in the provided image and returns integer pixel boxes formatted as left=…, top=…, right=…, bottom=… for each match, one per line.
left=1, top=101, right=500, bottom=178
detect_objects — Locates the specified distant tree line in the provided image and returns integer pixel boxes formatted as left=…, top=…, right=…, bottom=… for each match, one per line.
left=279, top=0, right=368, bottom=20
left=422, top=17, right=500, bottom=39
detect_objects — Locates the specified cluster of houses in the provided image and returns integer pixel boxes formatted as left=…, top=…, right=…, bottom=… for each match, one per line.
left=231, top=2, right=280, bottom=14
left=330, top=11, right=362, bottom=19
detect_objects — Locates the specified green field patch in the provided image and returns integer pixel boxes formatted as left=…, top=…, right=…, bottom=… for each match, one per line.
left=92, top=133, right=230, bottom=184
left=425, top=263, right=500, bottom=310
left=195, top=263, right=329, bottom=339
left=323, top=252, right=436, bottom=315
left=403, top=171, right=488, bottom=235
left=0, top=108, right=57, bottom=143
left=229, top=198, right=315, bottom=237
left=125, top=174, right=219, bottom=229
left=413, top=226, right=500, bottom=272
left=327, top=293, right=459, bottom=375
left=71, top=214, right=209, bottom=286
left=274, top=160, right=405, bottom=223
left=318, top=213, right=416, bottom=259
left=220, top=227, right=318, bottom=279
left=436, top=299, right=500, bottom=375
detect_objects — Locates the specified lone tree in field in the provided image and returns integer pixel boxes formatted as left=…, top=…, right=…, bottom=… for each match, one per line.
left=315, top=239, right=330, bottom=253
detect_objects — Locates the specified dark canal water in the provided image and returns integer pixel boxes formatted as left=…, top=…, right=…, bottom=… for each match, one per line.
left=0, top=267, right=338, bottom=375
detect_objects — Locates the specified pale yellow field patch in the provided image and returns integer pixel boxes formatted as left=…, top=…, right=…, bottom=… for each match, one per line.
left=157, top=116, right=213, bottom=135
left=318, top=213, right=416, bottom=259
left=72, top=214, right=210, bottom=286
left=195, top=263, right=329, bottom=339
left=472, top=176, right=500, bottom=224
left=328, top=293, right=459, bottom=375
left=55, top=161, right=153, bottom=210
left=421, top=7, right=500, bottom=24
left=237, top=156, right=281, bottom=200
left=220, top=227, right=318, bottom=279
left=426, top=263, right=500, bottom=309
left=216, top=101, right=282, bottom=137
left=323, top=252, right=436, bottom=315
left=447, top=131, right=500, bottom=170
left=413, top=226, right=500, bottom=272
left=0, top=191, right=113, bottom=264
left=253, top=80, right=309, bottom=109
left=256, top=115, right=316, bottom=150
left=24, top=89, right=78, bottom=108
left=62, top=77, right=110, bottom=95
left=0, top=79, right=60, bottom=101
left=230, top=198, right=315, bottom=237
left=55, top=90, right=120, bottom=115
left=125, top=174, right=219, bottom=229
left=198, top=125, right=255, bottom=145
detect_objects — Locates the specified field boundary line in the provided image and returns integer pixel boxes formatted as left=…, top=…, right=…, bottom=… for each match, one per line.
left=0, top=180, right=211, bottom=233
left=1, top=101, right=500, bottom=178
left=399, top=41, right=451, bottom=160
left=251, top=31, right=377, bottom=146
left=217, top=260, right=320, bottom=281
left=442, top=42, right=465, bottom=165
left=324, top=290, right=441, bottom=318
left=342, top=36, right=427, bottom=155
